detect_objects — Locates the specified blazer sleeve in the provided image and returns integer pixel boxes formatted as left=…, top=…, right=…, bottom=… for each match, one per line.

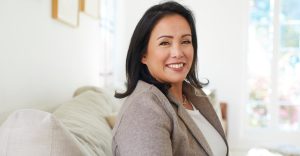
left=112, top=92, right=172, bottom=156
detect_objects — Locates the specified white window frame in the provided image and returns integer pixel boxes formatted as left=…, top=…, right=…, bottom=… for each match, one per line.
left=232, top=0, right=300, bottom=150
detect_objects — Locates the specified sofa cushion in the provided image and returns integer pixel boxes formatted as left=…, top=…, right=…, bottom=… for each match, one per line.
left=0, top=109, right=86, bottom=156
left=53, top=90, right=114, bottom=156
left=73, top=85, right=122, bottom=113
left=105, top=114, right=117, bottom=129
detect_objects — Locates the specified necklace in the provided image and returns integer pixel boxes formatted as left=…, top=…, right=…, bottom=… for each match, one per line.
left=182, top=94, right=194, bottom=110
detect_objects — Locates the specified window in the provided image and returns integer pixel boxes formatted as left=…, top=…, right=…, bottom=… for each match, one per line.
left=247, top=0, right=300, bottom=132
left=99, top=0, right=117, bottom=86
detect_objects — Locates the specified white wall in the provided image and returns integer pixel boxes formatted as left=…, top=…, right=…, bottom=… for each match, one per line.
left=0, top=0, right=103, bottom=122
left=187, top=0, right=249, bottom=150
left=115, top=0, right=249, bottom=150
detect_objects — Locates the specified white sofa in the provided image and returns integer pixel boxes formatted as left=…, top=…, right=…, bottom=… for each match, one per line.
left=0, top=86, right=225, bottom=156
left=0, top=86, right=120, bottom=156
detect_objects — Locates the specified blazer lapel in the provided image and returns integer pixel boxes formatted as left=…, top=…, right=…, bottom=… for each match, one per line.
left=168, top=94, right=213, bottom=156
left=192, top=94, right=227, bottom=138
left=183, top=82, right=229, bottom=154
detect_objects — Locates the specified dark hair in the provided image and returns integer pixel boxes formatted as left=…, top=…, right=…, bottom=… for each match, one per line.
left=115, top=1, right=208, bottom=98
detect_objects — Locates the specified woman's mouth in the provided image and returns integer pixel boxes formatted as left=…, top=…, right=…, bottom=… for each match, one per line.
left=166, top=63, right=185, bottom=69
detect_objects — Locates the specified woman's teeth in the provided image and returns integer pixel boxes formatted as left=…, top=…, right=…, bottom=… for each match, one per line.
left=167, top=63, right=184, bottom=69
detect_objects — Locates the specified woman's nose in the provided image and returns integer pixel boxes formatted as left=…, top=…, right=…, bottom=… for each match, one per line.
left=170, top=44, right=184, bottom=58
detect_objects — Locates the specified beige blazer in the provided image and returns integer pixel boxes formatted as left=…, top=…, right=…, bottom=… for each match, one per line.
left=112, top=80, right=229, bottom=156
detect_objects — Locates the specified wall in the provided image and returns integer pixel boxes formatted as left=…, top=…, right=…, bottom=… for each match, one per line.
left=0, top=0, right=102, bottom=122
left=115, top=0, right=249, bottom=150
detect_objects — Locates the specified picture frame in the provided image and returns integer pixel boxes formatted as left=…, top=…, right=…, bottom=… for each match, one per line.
left=52, top=0, right=80, bottom=27
left=80, top=0, right=100, bottom=19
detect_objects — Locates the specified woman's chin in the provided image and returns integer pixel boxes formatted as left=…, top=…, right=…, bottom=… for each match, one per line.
left=165, top=76, right=187, bottom=84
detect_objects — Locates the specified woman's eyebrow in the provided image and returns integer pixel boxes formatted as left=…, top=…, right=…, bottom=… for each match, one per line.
left=182, top=34, right=192, bottom=37
left=157, top=34, right=192, bottom=40
left=157, top=35, right=173, bottom=40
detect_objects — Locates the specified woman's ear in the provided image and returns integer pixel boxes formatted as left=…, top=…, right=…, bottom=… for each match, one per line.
left=141, top=54, right=147, bottom=64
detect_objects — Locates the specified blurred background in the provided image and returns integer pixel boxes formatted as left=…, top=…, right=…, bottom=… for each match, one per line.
left=1, top=0, right=300, bottom=155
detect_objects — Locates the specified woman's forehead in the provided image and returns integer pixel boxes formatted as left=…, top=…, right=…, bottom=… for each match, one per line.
left=150, top=14, right=191, bottom=38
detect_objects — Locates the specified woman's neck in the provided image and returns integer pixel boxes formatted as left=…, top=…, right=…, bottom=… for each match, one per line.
left=169, top=82, right=183, bottom=103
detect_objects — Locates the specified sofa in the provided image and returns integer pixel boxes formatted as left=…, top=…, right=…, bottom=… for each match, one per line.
left=0, top=86, right=121, bottom=156
left=0, top=86, right=226, bottom=156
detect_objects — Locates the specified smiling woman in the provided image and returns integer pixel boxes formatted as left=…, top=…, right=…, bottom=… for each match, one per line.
left=141, top=14, right=194, bottom=88
left=112, top=1, right=228, bottom=156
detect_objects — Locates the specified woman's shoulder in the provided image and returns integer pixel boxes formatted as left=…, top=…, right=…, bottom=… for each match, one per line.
left=114, top=80, right=176, bottom=122
left=112, top=81, right=173, bottom=134
left=124, top=80, right=169, bottom=108
left=115, top=81, right=173, bottom=122
left=132, top=80, right=164, bottom=96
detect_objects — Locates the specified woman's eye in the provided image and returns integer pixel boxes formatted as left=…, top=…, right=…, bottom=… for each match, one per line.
left=182, top=40, right=191, bottom=44
left=159, top=41, right=170, bottom=46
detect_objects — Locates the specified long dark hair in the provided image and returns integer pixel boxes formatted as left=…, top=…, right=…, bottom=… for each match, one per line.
left=115, top=1, right=208, bottom=98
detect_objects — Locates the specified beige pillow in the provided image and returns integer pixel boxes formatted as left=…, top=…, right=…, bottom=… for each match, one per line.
left=73, top=85, right=122, bottom=113
left=0, top=109, right=86, bottom=156
left=105, top=115, right=116, bottom=129
left=53, top=90, right=114, bottom=156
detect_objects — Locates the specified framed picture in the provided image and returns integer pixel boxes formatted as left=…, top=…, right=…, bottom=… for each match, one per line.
left=80, top=0, right=100, bottom=19
left=52, top=0, right=80, bottom=27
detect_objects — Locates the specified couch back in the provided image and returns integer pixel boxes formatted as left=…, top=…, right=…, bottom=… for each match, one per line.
left=0, top=86, right=122, bottom=156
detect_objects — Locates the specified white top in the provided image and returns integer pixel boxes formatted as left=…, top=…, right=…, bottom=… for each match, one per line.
left=186, top=104, right=227, bottom=156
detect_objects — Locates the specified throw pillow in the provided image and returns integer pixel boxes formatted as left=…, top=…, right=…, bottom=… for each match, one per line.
left=53, top=90, right=114, bottom=156
left=0, top=109, right=86, bottom=156
left=105, top=114, right=117, bottom=129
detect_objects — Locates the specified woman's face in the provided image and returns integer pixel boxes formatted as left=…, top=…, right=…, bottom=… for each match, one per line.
left=142, top=14, right=194, bottom=86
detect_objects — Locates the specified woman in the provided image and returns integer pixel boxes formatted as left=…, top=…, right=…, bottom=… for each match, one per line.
left=112, top=1, right=228, bottom=156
